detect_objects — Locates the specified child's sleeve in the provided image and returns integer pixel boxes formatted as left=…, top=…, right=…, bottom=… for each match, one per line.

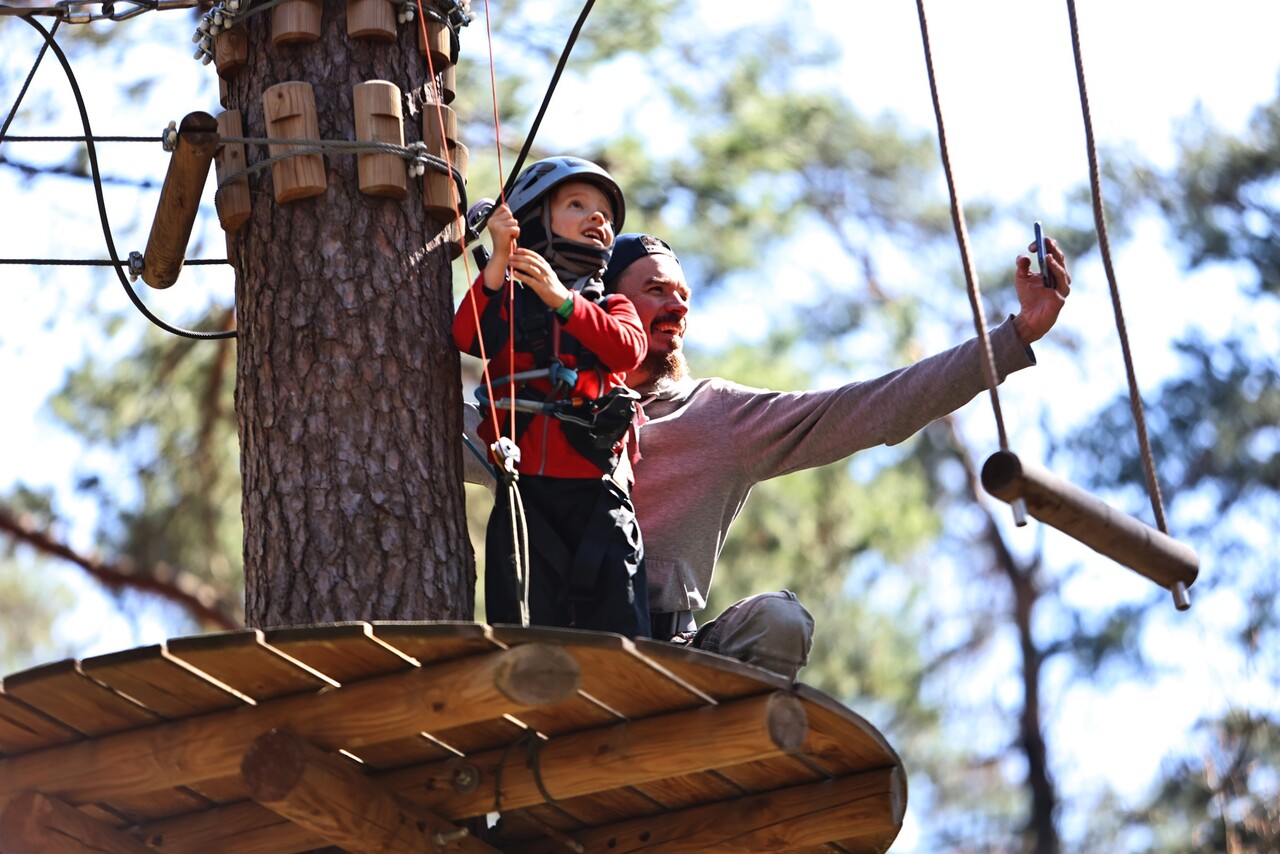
left=561, top=293, right=647, bottom=372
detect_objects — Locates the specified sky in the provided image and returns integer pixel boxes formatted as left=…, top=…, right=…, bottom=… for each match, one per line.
left=2, top=1, right=1280, bottom=850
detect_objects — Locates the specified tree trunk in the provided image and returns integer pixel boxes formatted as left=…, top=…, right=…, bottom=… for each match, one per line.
left=231, top=4, right=472, bottom=626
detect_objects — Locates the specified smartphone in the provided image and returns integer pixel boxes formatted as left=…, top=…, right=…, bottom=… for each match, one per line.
left=1034, top=221, right=1057, bottom=290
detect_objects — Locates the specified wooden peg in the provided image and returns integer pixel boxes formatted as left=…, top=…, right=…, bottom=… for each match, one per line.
left=263, top=81, right=327, bottom=204
left=214, top=24, right=248, bottom=79
left=141, top=111, right=219, bottom=289
left=347, top=0, right=396, bottom=41
left=214, top=110, right=251, bottom=233
left=418, top=18, right=452, bottom=70
left=353, top=80, right=407, bottom=199
left=271, top=0, right=322, bottom=46
left=218, top=75, right=230, bottom=109
left=981, top=450, right=1199, bottom=603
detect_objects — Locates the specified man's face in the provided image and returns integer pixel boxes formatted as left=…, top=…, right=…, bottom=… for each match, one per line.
left=547, top=181, right=615, bottom=248
left=615, top=254, right=691, bottom=386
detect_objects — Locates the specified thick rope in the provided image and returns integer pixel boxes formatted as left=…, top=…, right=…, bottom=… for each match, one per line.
left=915, top=0, right=1009, bottom=452
left=1065, top=0, right=1170, bottom=536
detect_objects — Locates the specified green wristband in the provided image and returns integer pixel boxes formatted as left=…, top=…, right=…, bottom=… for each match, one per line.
left=555, top=294, right=574, bottom=320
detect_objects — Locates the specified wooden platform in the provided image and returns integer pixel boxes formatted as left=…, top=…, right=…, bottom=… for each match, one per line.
left=0, top=623, right=905, bottom=853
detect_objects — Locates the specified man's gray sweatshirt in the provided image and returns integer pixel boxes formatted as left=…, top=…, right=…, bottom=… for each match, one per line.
left=464, top=318, right=1034, bottom=616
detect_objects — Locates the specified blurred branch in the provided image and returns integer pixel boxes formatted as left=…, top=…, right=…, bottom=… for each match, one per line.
left=0, top=503, right=239, bottom=630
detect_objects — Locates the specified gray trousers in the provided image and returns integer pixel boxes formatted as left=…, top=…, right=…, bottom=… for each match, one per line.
left=660, top=590, right=815, bottom=681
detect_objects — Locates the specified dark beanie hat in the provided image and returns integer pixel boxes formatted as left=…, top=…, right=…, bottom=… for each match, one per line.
left=602, top=233, right=680, bottom=293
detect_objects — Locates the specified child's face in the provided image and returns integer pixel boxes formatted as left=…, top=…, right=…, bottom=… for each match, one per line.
left=548, top=182, right=615, bottom=249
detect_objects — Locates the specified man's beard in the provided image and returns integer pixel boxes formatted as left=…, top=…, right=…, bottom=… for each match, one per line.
left=641, top=347, right=688, bottom=387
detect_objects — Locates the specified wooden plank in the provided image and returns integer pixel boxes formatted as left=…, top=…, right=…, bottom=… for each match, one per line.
left=508, top=768, right=905, bottom=854
left=264, top=622, right=418, bottom=684
left=631, top=768, right=746, bottom=810
left=242, top=729, right=500, bottom=853
left=165, top=629, right=335, bottom=700
left=79, top=644, right=248, bottom=717
left=2, top=659, right=159, bottom=736
left=131, top=798, right=327, bottom=854
left=367, top=621, right=502, bottom=665
left=339, top=731, right=459, bottom=771
left=0, top=690, right=80, bottom=757
left=88, top=787, right=212, bottom=825
left=396, top=691, right=808, bottom=821
left=0, top=644, right=580, bottom=810
left=632, top=638, right=788, bottom=701
left=0, top=790, right=155, bottom=854
left=714, top=754, right=828, bottom=794
left=492, top=627, right=714, bottom=720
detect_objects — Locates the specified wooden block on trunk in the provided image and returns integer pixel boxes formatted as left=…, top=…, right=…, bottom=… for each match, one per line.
left=214, top=24, right=248, bottom=79
left=417, top=17, right=452, bottom=70
left=353, top=80, right=407, bottom=199
left=263, top=81, right=327, bottom=204
left=348, top=0, right=397, bottom=41
left=271, top=0, right=322, bottom=45
left=214, top=109, right=251, bottom=233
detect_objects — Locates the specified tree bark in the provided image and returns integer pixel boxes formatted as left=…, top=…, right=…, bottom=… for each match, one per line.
left=232, top=5, right=472, bottom=626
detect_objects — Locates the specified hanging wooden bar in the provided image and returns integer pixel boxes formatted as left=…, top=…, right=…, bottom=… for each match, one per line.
left=353, top=80, right=407, bottom=199
left=263, top=81, right=327, bottom=203
left=214, top=110, right=251, bottom=233
left=982, top=450, right=1198, bottom=606
left=140, top=111, right=219, bottom=289
left=347, top=0, right=397, bottom=41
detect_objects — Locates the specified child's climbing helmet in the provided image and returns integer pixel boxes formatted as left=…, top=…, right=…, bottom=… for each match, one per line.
left=505, top=156, right=626, bottom=231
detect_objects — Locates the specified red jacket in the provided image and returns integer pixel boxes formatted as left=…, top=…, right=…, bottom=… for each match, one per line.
left=453, top=275, right=646, bottom=478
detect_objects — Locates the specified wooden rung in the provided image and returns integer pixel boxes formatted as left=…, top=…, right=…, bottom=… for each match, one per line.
left=981, top=451, right=1199, bottom=598
left=0, top=790, right=155, bottom=854
left=141, top=111, right=219, bottom=289
left=243, top=730, right=500, bottom=853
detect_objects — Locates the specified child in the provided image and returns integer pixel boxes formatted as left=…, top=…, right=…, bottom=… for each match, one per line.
left=452, top=156, right=650, bottom=637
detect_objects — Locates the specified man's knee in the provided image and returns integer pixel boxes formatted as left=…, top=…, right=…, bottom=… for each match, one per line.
left=695, top=591, right=815, bottom=680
